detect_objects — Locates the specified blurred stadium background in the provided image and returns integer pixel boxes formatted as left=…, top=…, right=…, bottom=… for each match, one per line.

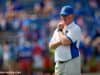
left=0, top=0, right=100, bottom=75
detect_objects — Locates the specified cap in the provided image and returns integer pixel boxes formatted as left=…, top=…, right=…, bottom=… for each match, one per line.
left=60, top=5, right=74, bottom=16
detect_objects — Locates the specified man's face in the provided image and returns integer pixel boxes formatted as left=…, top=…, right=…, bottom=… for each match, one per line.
left=61, top=14, right=73, bottom=25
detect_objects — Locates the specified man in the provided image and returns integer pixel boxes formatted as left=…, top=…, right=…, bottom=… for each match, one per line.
left=49, top=5, right=82, bottom=75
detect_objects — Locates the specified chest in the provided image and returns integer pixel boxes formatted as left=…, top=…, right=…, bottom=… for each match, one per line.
left=63, top=27, right=71, bottom=35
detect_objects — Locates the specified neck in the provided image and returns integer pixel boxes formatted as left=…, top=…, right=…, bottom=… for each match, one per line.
left=65, top=21, right=73, bottom=27
left=66, top=18, right=73, bottom=25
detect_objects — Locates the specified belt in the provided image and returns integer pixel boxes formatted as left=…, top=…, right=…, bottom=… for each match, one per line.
left=58, top=56, right=79, bottom=64
left=58, top=59, right=70, bottom=64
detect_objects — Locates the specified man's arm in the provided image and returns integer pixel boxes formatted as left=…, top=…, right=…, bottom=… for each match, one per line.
left=49, top=40, right=61, bottom=49
left=49, top=30, right=71, bottom=49
left=57, top=21, right=72, bottom=46
left=49, top=29, right=62, bottom=49
left=58, top=31, right=72, bottom=46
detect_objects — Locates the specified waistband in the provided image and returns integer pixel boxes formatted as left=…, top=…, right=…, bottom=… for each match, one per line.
left=56, top=56, right=79, bottom=64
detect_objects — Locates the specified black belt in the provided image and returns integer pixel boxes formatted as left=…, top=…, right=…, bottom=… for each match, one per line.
left=58, top=60, right=70, bottom=64
left=58, top=57, right=79, bottom=64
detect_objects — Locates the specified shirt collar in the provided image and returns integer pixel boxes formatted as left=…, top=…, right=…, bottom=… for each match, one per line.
left=66, top=22, right=75, bottom=29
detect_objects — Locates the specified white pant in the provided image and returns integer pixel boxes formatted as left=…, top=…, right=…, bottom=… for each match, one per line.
left=55, top=57, right=80, bottom=75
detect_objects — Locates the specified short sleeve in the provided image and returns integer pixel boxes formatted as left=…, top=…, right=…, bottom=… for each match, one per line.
left=50, top=31, right=56, bottom=42
left=66, top=27, right=81, bottom=43
left=50, top=29, right=60, bottom=42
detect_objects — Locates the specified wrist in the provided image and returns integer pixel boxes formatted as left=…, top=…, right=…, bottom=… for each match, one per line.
left=58, top=29, right=63, bottom=32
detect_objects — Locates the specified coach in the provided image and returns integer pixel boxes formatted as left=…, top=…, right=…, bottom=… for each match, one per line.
left=49, top=5, right=82, bottom=75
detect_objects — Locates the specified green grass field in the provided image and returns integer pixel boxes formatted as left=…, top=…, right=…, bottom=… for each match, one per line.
left=82, top=73, right=100, bottom=75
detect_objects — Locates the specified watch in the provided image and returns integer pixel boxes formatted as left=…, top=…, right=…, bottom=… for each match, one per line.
left=58, top=29, right=63, bottom=32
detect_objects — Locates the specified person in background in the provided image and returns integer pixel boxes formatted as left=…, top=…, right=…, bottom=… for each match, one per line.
left=2, top=41, right=11, bottom=71
left=0, top=44, right=3, bottom=70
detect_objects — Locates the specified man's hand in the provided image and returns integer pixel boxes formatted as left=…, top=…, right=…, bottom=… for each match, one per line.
left=57, top=21, right=71, bottom=46
left=57, top=21, right=65, bottom=31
